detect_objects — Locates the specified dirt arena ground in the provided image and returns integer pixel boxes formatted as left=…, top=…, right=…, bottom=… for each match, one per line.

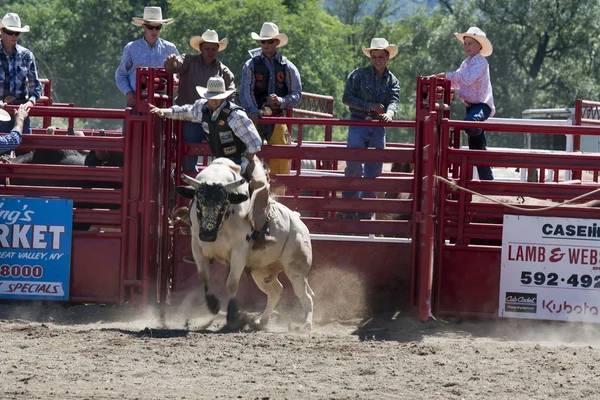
left=2, top=298, right=600, bottom=400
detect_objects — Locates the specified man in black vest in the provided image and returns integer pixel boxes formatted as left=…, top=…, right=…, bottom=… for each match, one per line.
left=150, top=76, right=275, bottom=250
left=240, top=22, right=302, bottom=186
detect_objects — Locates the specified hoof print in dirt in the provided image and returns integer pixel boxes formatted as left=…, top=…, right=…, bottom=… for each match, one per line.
left=288, top=322, right=313, bottom=332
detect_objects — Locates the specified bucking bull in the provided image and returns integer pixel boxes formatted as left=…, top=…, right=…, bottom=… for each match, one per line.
left=175, top=158, right=315, bottom=330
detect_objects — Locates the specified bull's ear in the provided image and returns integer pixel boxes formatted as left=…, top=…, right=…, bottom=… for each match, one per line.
left=175, top=186, right=195, bottom=198
left=228, top=192, right=249, bottom=204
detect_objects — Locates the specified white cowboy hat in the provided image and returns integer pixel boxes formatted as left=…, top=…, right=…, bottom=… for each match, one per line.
left=251, top=22, right=288, bottom=48
left=196, top=76, right=235, bottom=100
left=0, top=13, right=30, bottom=33
left=454, top=27, right=493, bottom=57
left=362, top=38, right=398, bottom=59
left=131, top=6, right=174, bottom=27
left=190, top=30, right=228, bottom=52
left=0, top=108, right=10, bottom=122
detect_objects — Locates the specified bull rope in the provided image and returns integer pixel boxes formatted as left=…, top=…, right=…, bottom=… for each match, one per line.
left=434, top=175, right=600, bottom=212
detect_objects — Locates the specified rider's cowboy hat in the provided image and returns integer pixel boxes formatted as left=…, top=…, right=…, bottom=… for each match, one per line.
left=131, top=6, right=174, bottom=27
left=251, top=22, right=288, bottom=48
left=190, top=30, right=228, bottom=52
left=196, top=76, right=235, bottom=100
left=0, top=13, right=30, bottom=33
left=362, top=38, right=398, bottom=59
left=454, top=27, right=493, bottom=57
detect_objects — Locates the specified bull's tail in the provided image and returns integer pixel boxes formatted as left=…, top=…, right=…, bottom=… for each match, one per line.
left=249, top=185, right=270, bottom=230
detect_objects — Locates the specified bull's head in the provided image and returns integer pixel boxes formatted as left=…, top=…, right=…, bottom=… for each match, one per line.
left=175, top=174, right=248, bottom=242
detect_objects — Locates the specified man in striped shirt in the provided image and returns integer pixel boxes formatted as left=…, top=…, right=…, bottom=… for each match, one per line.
left=341, top=38, right=400, bottom=220
left=115, top=7, right=179, bottom=116
left=150, top=76, right=276, bottom=249
left=0, top=103, right=29, bottom=153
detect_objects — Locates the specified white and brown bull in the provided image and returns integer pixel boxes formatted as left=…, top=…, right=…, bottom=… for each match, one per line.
left=175, top=158, right=314, bottom=330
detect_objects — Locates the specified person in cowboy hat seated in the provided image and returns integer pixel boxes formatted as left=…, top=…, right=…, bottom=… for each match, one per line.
left=0, top=103, right=29, bottom=154
left=0, top=13, right=41, bottom=152
left=436, top=27, right=495, bottom=181
left=240, top=22, right=301, bottom=191
left=149, top=76, right=276, bottom=250
left=341, top=38, right=400, bottom=221
left=115, top=6, right=179, bottom=119
left=164, top=29, right=236, bottom=174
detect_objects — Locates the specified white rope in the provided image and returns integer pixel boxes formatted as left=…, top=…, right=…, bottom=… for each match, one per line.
left=434, top=175, right=600, bottom=212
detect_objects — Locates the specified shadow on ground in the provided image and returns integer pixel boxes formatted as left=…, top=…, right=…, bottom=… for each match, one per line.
left=353, top=312, right=600, bottom=345
left=4, top=301, right=600, bottom=345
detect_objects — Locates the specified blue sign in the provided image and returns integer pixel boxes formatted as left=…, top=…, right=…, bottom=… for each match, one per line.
left=0, top=197, right=73, bottom=300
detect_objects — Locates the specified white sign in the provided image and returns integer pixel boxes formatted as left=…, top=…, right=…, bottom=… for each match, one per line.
left=500, top=215, right=600, bottom=323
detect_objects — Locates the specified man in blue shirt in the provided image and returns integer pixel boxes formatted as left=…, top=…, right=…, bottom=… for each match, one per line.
left=115, top=7, right=179, bottom=116
left=0, top=13, right=42, bottom=137
left=341, top=38, right=400, bottom=220
left=0, top=103, right=29, bottom=154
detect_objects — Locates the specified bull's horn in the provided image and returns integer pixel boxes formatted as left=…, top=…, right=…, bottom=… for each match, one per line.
left=224, top=178, right=246, bottom=191
left=180, top=173, right=202, bottom=188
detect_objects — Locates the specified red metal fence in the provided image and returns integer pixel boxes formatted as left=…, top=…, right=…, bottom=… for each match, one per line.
left=4, top=69, right=600, bottom=324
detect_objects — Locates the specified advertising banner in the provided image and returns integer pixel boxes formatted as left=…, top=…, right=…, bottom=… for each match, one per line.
left=500, top=215, right=600, bottom=322
left=0, top=197, right=73, bottom=300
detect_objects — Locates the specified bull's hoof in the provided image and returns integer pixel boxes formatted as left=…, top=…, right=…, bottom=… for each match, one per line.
left=206, top=293, right=220, bottom=315
left=226, top=299, right=241, bottom=326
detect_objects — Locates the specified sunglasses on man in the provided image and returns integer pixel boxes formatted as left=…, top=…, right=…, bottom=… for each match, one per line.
left=144, top=25, right=162, bottom=31
left=260, top=39, right=276, bottom=45
left=2, top=29, right=20, bottom=37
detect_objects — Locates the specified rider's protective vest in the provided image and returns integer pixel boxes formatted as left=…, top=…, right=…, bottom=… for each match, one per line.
left=201, top=102, right=247, bottom=160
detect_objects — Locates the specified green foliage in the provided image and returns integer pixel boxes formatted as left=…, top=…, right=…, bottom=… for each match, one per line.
left=1, top=0, right=599, bottom=146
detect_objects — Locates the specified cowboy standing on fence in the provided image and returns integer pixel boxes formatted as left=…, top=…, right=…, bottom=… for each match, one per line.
left=0, top=13, right=41, bottom=141
left=341, top=38, right=400, bottom=221
left=115, top=6, right=179, bottom=117
left=240, top=22, right=301, bottom=186
left=149, top=76, right=276, bottom=250
left=436, top=27, right=495, bottom=181
left=164, top=29, right=236, bottom=173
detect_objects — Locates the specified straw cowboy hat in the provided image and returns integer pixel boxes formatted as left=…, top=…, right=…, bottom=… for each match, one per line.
left=251, top=22, right=288, bottom=48
left=190, top=30, right=228, bottom=52
left=131, top=6, right=174, bottom=27
left=0, top=13, right=30, bottom=33
left=362, top=38, right=398, bottom=59
left=454, top=27, right=493, bottom=57
left=196, top=76, right=235, bottom=100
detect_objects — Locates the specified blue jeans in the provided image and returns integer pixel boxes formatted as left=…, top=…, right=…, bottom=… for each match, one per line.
left=342, top=120, right=385, bottom=219
left=465, top=103, right=493, bottom=181
left=181, top=121, right=205, bottom=173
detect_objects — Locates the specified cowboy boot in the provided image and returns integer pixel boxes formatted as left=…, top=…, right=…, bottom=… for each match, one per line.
left=252, top=221, right=277, bottom=251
